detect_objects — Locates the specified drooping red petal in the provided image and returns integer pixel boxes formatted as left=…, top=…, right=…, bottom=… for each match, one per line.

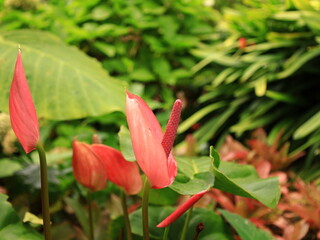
left=126, top=92, right=177, bottom=189
left=157, top=191, right=207, bottom=228
left=72, top=140, right=107, bottom=191
left=91, top=144, right=142, bottom=195
left=9, top=49, right=39, bottom=153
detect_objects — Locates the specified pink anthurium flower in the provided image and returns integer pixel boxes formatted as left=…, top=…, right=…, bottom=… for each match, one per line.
left=9, top=49, right=40, bottom=153
left=91, top=144, right=142, bottom=195
left=157, top=190, right=208, bottom=228
left=126, top=92, right=182, bottom=189
left=72, top=140, right=108, bottom=192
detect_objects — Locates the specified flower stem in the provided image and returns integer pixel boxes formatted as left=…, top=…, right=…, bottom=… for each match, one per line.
left=162, top=226, right=170, bottom=240
left=120, top=190, right=133, bottom=240
left=36, top=143, right=52, bottom=240
left=180, top=206, right=193, bottom=240
left=142, top=178, right=151, bottom=240
left=87, top=191, right=94, bottom=240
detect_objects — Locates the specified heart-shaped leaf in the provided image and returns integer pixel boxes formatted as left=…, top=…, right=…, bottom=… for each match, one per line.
left=170, top=157, right=215, bottom=195
left=173, top=156, right=280, bottom=208
left=0, top=29, right=126, bottom=120
left=213, top=161, right=280, bottom=208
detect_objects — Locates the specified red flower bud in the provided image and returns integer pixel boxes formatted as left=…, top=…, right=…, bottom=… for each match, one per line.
left=72, top=140, right=107, bottom=191
left=9, top=49, right=40, bottom=153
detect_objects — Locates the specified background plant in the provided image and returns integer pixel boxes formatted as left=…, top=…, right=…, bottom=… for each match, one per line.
left=0, top=0, right=319, bottom=239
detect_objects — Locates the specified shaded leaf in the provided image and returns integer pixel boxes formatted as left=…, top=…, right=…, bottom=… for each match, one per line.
left=219, top=209, right=275, bottom=240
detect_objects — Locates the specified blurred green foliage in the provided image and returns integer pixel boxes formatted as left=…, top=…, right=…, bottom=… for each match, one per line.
left=178, top=0, right=320, bottom=167
left=0, top=0, right=219, bottom=109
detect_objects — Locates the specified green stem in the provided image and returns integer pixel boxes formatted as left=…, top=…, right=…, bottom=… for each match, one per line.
left=162, top=226, right=170, bottom=240
left=36, top=143, right=52, bottom=240
left=180, top=206, right=193, bottom=240
left=87, top=191, right=94, bottom=240
left=120, top=190, right=133, bottom=240
left=142, top=178, right=151, bottom=240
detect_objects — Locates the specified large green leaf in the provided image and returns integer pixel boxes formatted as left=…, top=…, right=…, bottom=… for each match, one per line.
left=130, top=206, right=233, bottom=240
left=173, top=156, right=280, bottom=208
left=0, top=29, right=126, bottom=120
left=170, top=157, right=215, bottom=195
left=219, top=210, right=275, bottom=240
left=213, top=161, right=280, bottom=208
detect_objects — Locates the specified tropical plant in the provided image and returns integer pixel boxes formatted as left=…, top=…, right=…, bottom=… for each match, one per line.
left=178, top=0, right=320, bottom=167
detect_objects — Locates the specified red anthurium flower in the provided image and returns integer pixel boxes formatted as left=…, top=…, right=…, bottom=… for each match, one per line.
left=126, top=92, right=182, bottom=189
left=91, top=144, right=142, bottom=195
left=72, top=140, right=108, bottom=192
left=9, top=49, right=40, bottom=153
left=157, top=190, right=208, bottom=228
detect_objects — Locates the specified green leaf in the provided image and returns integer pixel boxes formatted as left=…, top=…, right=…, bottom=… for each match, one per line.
left=91, top=6, right=112, bottom=21
left=130, top=206, right=173, bottom=239
left=186, top=208, right=233, bottom=240
left=0, top=29, right=126, bottom=120
left=0, top=223, right=43, bottom=240
left=0, top=194, right=42, bottom=240
left=294, top=111, right=320, bottom=139
left=0, top=194, right=20, bottom=230
left=130, top=68, right=155, bottom=82
left=219, top=210, right=275, bottom=240
left=64, top=196, right=89, bottom=236
left=178, top=102, right=227, bottom=133
left=277, top=46, right=320, bottom=79
left=254, top=77, right=267, bottom=97
left=170, top=157, right=215, bottom=195
left=93, top=41, right=116, bottom=57
left=213, top=161, right=280, bottom=208
left=148, top=188, right=179, bottom=206
left=118, top=126, right=136, bottom=162
left=0, top=159, right=23, bottom=178
left=210, top=147, right=220, bottom=168
left=265, top=90, right=300, bottom=104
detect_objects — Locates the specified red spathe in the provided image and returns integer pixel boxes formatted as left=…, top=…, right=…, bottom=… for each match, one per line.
left=92, top=144, right=142, bottom=195
left=9, top=50, right=39, bottom=153
left=126, top=92, right=181, bottom=189
left=72, top=140, right=108, bottom=191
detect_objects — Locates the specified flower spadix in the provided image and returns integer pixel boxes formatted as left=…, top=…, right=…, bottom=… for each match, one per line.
left=9, top=49, right=40, bottom=153
left=72, top=140, right=107, bottom=191
left=126, top=92, right=182, bottom=189
left=92, top=144, right=142, bottom=195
